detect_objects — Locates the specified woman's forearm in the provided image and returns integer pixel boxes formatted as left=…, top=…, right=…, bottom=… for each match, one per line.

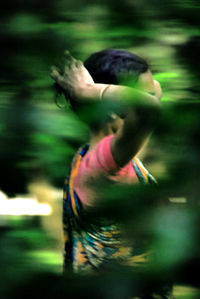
left=51, top=54, right=160, bottom=111
left=78, top=83, right=160, bottom=110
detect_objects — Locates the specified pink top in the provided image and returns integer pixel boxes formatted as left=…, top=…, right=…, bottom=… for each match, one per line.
left=74, top=134, right=138, bottom=206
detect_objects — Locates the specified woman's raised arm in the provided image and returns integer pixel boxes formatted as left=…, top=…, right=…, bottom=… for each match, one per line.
left=51, top=51, right=161, bottom=166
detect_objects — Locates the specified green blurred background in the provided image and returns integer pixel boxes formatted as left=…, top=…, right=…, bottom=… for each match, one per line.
left=0, top=0, right=200, bottom=298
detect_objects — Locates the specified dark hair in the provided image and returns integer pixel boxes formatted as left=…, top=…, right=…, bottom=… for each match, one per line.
left=84, top=48, right=149, bottom=86
left=68, top=49, right=149, bottom=131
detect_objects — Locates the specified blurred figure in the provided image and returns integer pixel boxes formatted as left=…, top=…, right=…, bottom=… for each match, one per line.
left=51, top=49, right=173, bottom=298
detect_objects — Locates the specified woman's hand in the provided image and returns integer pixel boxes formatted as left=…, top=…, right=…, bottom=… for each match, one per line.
left=51, top=51, right=95, bottom=101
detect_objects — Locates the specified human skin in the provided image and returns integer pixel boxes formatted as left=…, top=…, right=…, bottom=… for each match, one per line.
left=51, top=51, right=162, bottom=166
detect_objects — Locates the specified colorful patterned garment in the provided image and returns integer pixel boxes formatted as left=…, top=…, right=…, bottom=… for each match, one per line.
left=62, top=143, right=157, bottom=274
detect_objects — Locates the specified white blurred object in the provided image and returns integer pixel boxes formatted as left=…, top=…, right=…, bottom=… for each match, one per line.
left=0, top=190, right=8, bottom=201
left=0, top=193, right=52, bottom=216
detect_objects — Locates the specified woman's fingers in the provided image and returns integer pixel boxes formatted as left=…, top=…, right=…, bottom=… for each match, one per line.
left=64, top=50, right=72, bottom=58
left=64, top=50, right=76, bottom=69
left=50, top=66, right=62, bottom=82
left=50, top=51, right=94, bottom=101
left=64, top=50, right=76, bottom=62
left=64, top=50, right=84, bottom=70
left=75, top=60, right=83, bottom=68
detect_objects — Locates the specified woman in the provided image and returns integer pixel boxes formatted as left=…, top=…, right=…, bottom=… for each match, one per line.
left=51, top=49, right=170, bottom=297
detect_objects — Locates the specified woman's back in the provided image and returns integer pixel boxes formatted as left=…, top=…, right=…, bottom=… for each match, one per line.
left=63, top=134, right=156, bottom=273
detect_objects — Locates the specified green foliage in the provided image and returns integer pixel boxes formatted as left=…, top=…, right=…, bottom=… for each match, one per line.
left=1, top=0, right=200, bottom=297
